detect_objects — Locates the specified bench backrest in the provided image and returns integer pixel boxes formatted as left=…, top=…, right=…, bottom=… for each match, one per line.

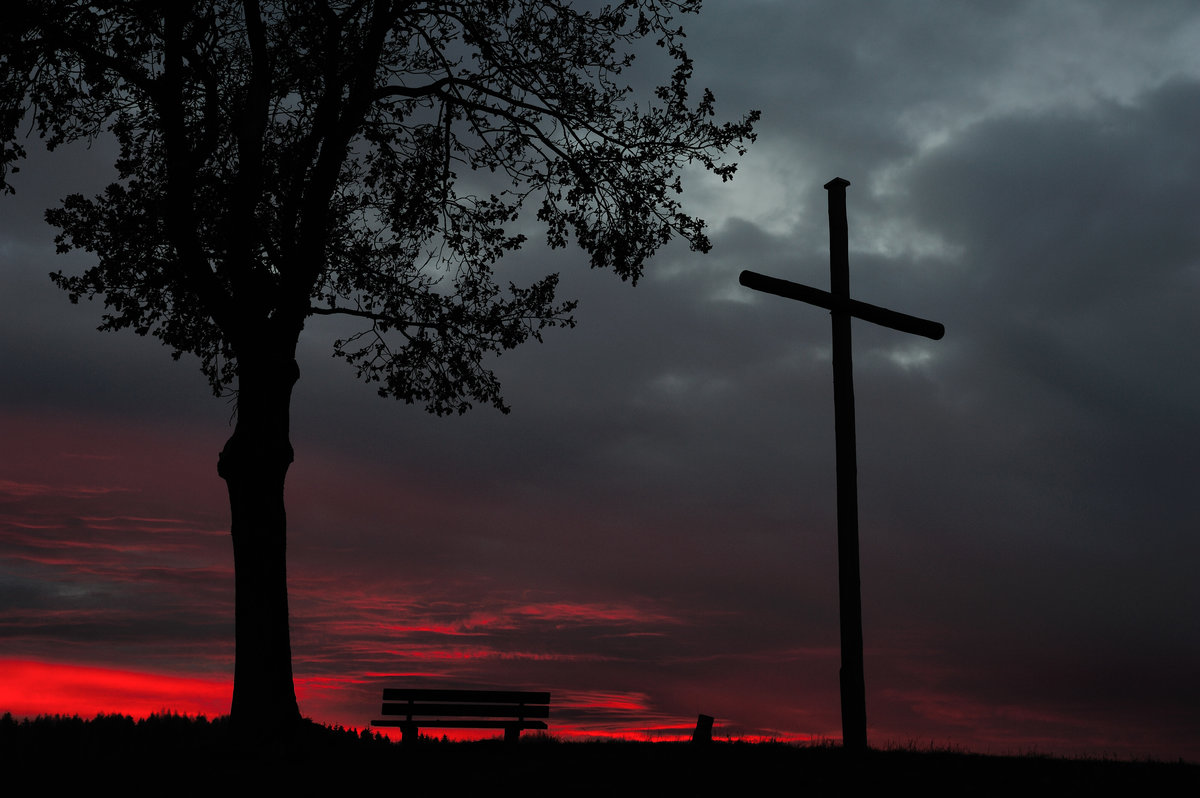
left=380, top=689, right=551, bottom=721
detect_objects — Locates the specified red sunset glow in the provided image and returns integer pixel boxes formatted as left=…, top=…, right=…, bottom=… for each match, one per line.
left=3, top=406, right=1197, bottom=759
left=0, top=659, right=792, bottom=743
left=0, top=660, right=228, bottom=720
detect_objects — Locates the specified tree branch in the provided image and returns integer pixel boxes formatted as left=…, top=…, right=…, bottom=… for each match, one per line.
left=374, top=75, right=457, bottom=99
left=307, top=305, right=443, bottom=329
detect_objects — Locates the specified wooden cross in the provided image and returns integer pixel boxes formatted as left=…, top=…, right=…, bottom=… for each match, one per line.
left=739, top=177, right=944, bottom=754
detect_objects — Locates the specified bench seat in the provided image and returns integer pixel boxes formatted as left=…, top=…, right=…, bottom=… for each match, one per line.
left=371, top=688, right=550, bottom=743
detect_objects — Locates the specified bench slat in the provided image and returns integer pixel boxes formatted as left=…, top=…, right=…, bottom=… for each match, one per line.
left=380, top=703, right=550, bottom=719
left=370, top=720, right=548, bottom=730
left=381, top=688, right=550, bottom=704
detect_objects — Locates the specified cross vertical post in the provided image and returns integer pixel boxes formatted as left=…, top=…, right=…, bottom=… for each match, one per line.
left=826, top=177, right=868, bottom=755
left=738, top=178, right=944, bottom=757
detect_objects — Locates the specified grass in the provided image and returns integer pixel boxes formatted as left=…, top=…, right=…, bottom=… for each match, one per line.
left=3, top=713, right=1196, bottom=794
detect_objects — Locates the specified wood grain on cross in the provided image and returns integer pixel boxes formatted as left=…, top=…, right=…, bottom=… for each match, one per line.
left=739, top=177, right=944, bottom=755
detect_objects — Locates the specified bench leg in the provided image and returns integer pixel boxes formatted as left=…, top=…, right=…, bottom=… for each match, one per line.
left=504, top=726, right=520, bottom=744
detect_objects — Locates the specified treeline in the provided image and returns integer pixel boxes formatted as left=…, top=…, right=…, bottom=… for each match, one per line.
left=3, top=712, right=1195, bottom=791
left=1, top=712, right=397, bottom=774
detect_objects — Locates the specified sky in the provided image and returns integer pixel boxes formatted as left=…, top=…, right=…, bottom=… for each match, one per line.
left=2, top=0, right=1199, bottom=760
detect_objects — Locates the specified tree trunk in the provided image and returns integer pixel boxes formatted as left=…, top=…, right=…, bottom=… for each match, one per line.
left=218, top=350, right=303, bottom=738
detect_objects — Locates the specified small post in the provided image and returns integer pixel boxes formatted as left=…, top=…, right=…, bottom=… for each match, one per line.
left=692, top=713, right=714, bottom=744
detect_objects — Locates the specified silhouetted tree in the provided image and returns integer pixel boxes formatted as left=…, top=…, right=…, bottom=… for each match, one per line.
left=1, top=1, right=756, bottom=737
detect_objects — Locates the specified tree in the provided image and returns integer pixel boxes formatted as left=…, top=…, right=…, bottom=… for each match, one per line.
left=1, top=0, right=756, bottom=737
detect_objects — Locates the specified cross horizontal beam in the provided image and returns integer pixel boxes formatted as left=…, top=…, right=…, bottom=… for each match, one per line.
left=739, top=270, right=945, bottom=341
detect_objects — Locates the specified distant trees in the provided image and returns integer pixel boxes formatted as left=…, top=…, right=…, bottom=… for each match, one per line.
left=1, top=0, right=756, bottom=738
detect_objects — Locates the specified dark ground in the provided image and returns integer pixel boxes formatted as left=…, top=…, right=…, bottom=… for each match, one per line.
left=4, top=714, right=1196, bottom=794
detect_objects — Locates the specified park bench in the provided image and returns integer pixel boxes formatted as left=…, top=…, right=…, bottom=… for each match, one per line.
left=371, top=688, right=550, bottom=743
